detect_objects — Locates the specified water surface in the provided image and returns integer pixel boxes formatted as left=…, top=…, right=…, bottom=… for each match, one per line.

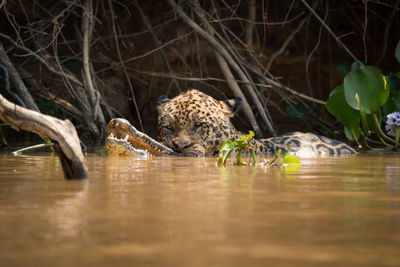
left=0, top=152, right=400, bottom=266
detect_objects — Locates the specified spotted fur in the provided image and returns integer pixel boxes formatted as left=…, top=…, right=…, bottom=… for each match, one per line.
left=157, top=89, right=356, bottom=157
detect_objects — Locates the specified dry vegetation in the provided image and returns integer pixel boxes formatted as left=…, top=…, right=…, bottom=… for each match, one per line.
left=0, top=0, right=399, bottom=143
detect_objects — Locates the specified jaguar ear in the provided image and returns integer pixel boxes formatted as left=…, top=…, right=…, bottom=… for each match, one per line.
left=219, top=97, right=242, bottom=117
left=157, top=95, right=170, bottom=107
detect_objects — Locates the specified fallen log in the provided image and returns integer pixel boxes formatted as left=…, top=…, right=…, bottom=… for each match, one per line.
left=0, top=94, right=88, bottom=179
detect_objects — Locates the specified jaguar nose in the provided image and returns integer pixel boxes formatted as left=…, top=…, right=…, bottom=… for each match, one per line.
left=172, top=140, right=190, bottom=152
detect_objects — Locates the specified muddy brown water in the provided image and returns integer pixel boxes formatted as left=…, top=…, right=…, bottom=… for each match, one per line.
left=0, top=151, right=400, bottom=267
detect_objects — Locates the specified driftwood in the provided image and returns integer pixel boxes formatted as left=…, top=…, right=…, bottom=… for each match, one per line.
left=0, top=94, right=88, bottom=180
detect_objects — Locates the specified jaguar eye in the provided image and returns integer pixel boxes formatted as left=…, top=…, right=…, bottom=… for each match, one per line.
left=160, top=125, right=174, bottom=133
left=193, top=122, right=203, bottom=131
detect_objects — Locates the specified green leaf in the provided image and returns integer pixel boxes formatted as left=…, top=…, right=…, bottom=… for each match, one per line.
left=382, top=98, right=397, bottom=117
left=351, top=61, right=362, bottom=71
left=336, top=62, right=352, bottom=76
left=393, top=89, right=400, bottom=108
left=284, top=155, right=301, bottom=164
left=248, top=130, right=255, bottom=140
left=218, top=140, right=234, bottom=165
left=344, top=126, right=361, bottom=142
left=280, top=155, right=301, bottom=165
left=395, top=40, right=400, bottom=63
left=286, top=102, right=313, bottom=118
left=344, top=66, right=389, bottom=114
left=220, top=140, right=234, bottom=151
left=386, top=73, right=400, bottom=92
left=234, top=139, right=246, bottom=149
left=326, top=85, right=360, bottom=130
left=251, top=149, right=257, bottom=165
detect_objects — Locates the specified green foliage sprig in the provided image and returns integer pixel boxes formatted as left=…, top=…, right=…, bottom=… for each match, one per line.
left=218, top=130, right=256, bottom=166
left=268, top=145, right=301, bottom=167
left=326, top=40, right=400, bottom=150
left=217, top=132, right=301, bottom=167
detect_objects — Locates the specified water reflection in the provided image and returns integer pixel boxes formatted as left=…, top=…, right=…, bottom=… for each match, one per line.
left=45, top=182, right=88, bottom=240
left=0, top=152, right=399, bottom=266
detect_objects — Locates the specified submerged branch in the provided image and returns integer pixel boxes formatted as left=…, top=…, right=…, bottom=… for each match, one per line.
left=0, top=94, right=88, bottom=179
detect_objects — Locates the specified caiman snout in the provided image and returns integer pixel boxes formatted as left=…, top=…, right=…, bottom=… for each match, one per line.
left=106, top=118, right=178, bottom=156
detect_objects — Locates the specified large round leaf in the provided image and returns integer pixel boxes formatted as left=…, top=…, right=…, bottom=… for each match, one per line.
left=344, top=66, right=389, bottom=114
left=344, top=125, right=361, bottom=142
left=386, top=73, right=400, bottom=91
left=383, top=98, right=397, bottom=116
left=326, top=85, right=360, bottom=130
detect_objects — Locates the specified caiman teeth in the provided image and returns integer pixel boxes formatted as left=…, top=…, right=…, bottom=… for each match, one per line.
left=110, top=133, right=114, bottom=138
left=124, top=135, right=129, bottom=141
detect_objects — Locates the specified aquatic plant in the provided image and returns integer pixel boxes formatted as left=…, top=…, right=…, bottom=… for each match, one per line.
left=218, top=130, right=256, bottom=166
left=385, top=112, right=400, bottom=136
left=268, top=145, right=301, bottom=166
left=385, top=112, right=400, bottom=150
left=217, top=131, right=300, bottom=167
left=326, top=40, right=400, bottom=151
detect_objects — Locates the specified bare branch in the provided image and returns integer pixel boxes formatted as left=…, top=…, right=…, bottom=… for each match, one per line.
left=135, top=0, right=182, bottom=92
left=300, top=0, right=361, bottom=64
left=82, top=0, right=105, bottom=124
left=0, top=44, right=39, bottom=111
left=0, top=32, right=84, bottom=87
left=107, top=0, right=144, bottom=132
left=266, top=16, right=307, bottom=71
left=375, top=0, right=400, bottom=66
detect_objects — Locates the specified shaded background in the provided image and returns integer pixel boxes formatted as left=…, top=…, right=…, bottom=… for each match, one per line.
left=0, top=0, right=399, bottom=144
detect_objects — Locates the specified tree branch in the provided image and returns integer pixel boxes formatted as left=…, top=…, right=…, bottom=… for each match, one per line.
left=300, top=0, right=361, bottom=64
left=82, top=0, right=105, bottom=124
left=168, top=0, right=276, bottom=136
left=0, top=44, right=39, bottom=111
